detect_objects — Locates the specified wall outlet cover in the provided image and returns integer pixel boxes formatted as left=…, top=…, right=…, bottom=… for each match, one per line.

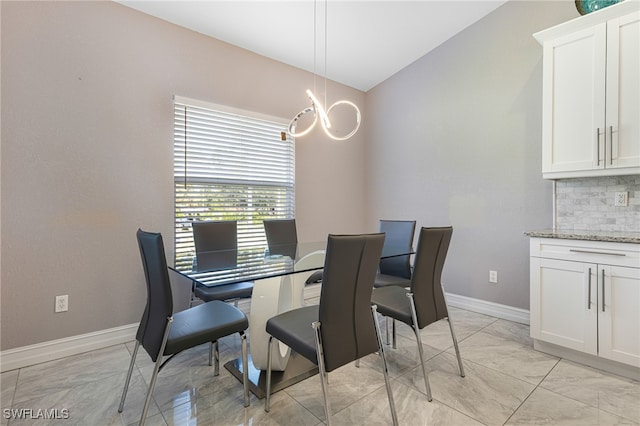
left=55, top=295, right=69, bottom=313
left=614, top=191, right=628, bottom=207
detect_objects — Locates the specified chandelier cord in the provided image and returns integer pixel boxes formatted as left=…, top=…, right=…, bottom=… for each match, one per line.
left=324, top=0, right=328, bottom=109
left=313, top=0, right=317, bottom=96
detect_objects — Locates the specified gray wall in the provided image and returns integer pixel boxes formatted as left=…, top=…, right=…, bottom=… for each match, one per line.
left=1, top=0, right=590, bottom=350
left=364, top=1, right=578, bottom=309
left=0, top=1, right=367, bottom=350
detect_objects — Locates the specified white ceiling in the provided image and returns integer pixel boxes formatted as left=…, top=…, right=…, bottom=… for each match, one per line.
left=117, top=0, right=508, bottom=92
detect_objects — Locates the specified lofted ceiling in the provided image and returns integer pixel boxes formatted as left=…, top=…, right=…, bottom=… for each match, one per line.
left=117, top=1, right=508, bottom=92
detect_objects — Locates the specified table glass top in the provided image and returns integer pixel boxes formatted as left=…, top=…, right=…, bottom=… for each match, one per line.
left=172, top=241, right=412, bottom=287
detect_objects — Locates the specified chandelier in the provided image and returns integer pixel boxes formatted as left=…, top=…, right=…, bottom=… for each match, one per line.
left=287, top=0, right=361, bottom=141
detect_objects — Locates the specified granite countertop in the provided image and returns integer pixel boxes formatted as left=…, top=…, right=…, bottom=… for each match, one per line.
left=525, top=229, right=640, bottom=244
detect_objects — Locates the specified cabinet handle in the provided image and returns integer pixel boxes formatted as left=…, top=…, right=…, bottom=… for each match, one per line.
left=609, top=126, right=614, bottom=165
left=596, top=128, right=601, bottom=164
left=602, top=269, right=605, bottom=313
left=569, top=249, right=626, bottom=256
left=587, top=267, right=592, bottom=310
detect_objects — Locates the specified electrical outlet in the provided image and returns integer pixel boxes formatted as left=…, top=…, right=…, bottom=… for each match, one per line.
left=489, top=270, right=498, bottom=284
left=614, top=191, right=628, bottom=207
left=55, top=295, right=68, bottom=313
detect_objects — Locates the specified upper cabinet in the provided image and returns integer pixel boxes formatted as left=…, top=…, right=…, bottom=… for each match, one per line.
left=534, top=2, right=640, bottom=179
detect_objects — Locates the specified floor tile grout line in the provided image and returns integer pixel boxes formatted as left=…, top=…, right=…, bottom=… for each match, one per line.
left=545, top=383, right=639, bottom=423
left=443, top=341, right=560, bottom=389
left=329, top=378, right=391, bottom=420
left=386, top=313, right=530, bottom=425
left=5, top=307, right=638, bottom=426
left=500, top=357, right=563, bottom=425
left=9, top=345, right=137, bottom=408
left=536, top=359, right=640, bottom=423
left=419, top=351, right=548, bottom=426
left=396, top=377, right=485, bottom=426
left=280, top=390, right=324, bottom=426
left=6, top=368, right=20, bottom=414
left=4, top=368, right=21, bottom=426
left=391, top=358, right=496, bottom=426
left=467, top=328, right=534, bottom=352
left=281, top=360, right=394, bottom=422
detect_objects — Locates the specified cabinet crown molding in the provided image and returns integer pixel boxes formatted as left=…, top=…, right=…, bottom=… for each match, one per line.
left=534, top=0, right=639, bottom=44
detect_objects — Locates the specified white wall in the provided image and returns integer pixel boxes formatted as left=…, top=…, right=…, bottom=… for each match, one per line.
left=363, top=1, right=578, bottom=309
left=0, top=1, right=366, bottom=350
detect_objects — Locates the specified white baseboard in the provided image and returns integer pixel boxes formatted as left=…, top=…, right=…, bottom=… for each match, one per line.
left=0, top=323, right=138, bottom=373
left=0, top=292, right=528, bottom=373
left=445, top=292, right=530, bottom=325
left=1, top=274, right=192, bottom=373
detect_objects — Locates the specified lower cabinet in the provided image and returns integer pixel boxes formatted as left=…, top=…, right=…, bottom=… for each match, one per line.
left=530, top=238, right=640, bottom=368
left=599, top=264, right=640, bottom=366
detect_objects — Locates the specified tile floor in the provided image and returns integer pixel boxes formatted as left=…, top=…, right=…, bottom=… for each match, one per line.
left=2, top=288, right=639, bottom=426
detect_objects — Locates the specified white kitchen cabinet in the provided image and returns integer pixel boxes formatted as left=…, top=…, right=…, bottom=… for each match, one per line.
left=598, top=264, right=640, bottom=366
left=534, top=2, right=640, bottom=179
left=530, top=257, right=598, bottom=354
left=530, top=238, right=640, bottom=370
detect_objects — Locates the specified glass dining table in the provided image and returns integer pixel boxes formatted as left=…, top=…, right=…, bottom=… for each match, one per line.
left=170, top=240, right=413, bottom=398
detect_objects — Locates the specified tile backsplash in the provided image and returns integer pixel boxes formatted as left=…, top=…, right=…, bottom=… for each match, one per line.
left=555, top=175, right=640, bottom=232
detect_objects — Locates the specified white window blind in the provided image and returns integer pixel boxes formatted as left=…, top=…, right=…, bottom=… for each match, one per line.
left=173, top=96, right=295, bottom=276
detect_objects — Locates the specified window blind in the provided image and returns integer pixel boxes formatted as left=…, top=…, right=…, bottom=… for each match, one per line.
left=173, top=97, right=295, bottom=276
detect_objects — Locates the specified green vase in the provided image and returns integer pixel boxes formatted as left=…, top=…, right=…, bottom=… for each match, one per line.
left=575, top=0, right=622, bottom=15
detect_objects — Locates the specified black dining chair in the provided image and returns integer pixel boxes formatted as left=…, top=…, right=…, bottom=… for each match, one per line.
left=263, top=218, right=323, bottom=284
left=119, top=230, right=249, bottom=426
left=373, top=219, right=416, bottom=288
left=373, top=220, right=416, bottom=346
left=191, top=220, right=254, bottom=305
left=371, top=226, right=465, bottom=402
left=264, top=233, right=398, bottom=426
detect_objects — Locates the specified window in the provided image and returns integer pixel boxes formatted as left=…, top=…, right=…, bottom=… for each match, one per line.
left=173, top=96, right=295, bottom=279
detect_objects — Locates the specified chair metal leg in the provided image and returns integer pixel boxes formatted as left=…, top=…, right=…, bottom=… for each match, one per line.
left=139, top=317, right=173, bottom=426
left=118, top=340, right=140, bottom=413
left=407, top=293, right=432, bottom=402
left=441, top=285, right=465, bottom=378
left=189, top=286, right=194, bottom=308
left=385, top=316, right=391, bottom=345
left=312, top=321, right=332, bottom=426
left=392, top=318, right=397, bottom=349
left=384, top=316, right=398, bottom=348
left=189, top=279, right=197, bottom=308
left=264, top=336, right=274, bottom=412
left=446, top=317, right=465, bottom=377
left=210, top=340, right=220, bottom=375
left=372, top=305, right=399, bottom=426
left=241, top=332, right=249, bottom=407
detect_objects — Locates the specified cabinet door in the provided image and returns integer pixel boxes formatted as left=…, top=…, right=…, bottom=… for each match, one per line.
left=531, top=258, right=598, bottom=354
left=606, top=11, right=640, bottom=170
left=541, top=24, right=606, bottom=174
left=598, top=265, right=640, bottom=367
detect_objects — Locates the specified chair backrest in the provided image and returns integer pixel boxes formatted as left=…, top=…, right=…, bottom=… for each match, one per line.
left=378, top=220, right=416, bottom=279
left=192, top=220, right=238, bottom=271
left=318, top=233, right=385, bottom=372
left=410, top=227, right=453, bottom=329
left=263, top=219, right=298, bottom=257
left=264, top=218, right=298, bottom=246
left=136, top=229, right=173, bottom=362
